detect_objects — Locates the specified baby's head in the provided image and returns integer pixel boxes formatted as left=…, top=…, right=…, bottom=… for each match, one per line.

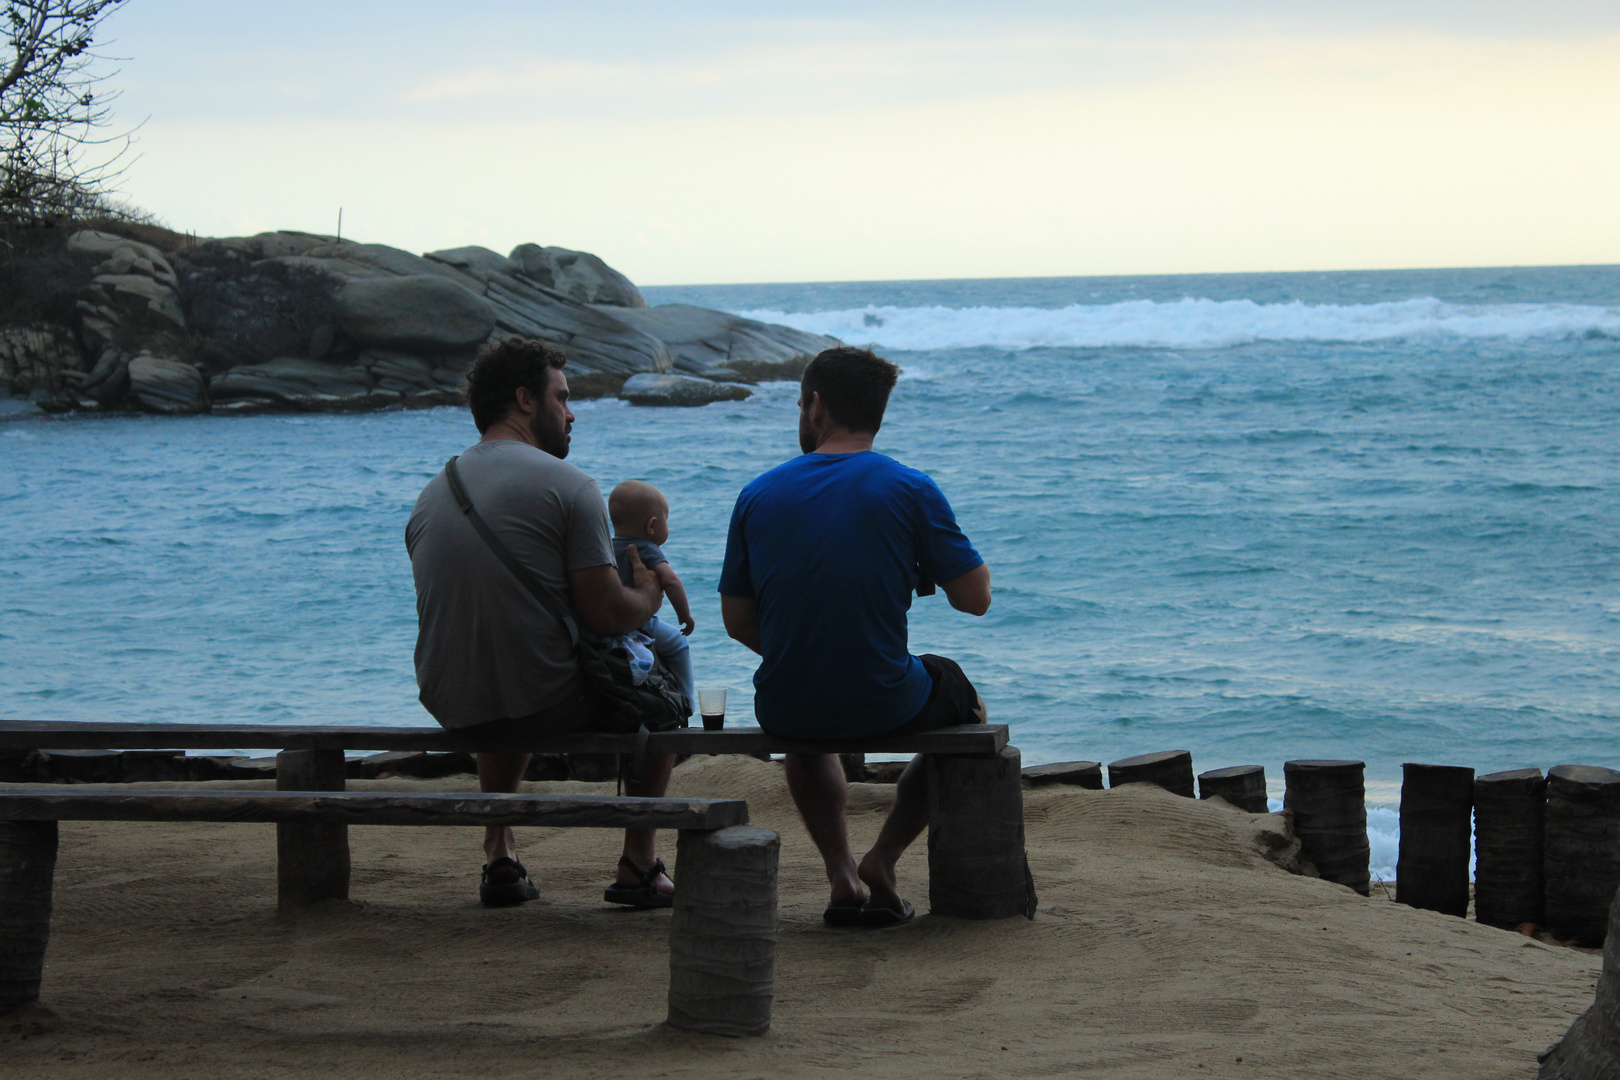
left=609, top=480, right=671, bottom=544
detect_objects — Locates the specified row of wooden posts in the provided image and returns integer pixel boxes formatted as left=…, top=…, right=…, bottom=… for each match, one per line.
left=1042, top=749, right=1620, bottom=946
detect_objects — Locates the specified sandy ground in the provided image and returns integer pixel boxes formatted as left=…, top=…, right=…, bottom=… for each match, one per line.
left=0, top=756, right=1600, bottom=1079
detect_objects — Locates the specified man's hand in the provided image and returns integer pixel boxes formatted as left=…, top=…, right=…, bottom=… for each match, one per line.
left=680, top=615, right=696, bottom=637
left=569, top=549, right=662, bottom=637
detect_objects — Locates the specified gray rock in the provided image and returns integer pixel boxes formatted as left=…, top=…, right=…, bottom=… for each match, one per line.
left=128, top=355, right=207, bottom=415
left=426, top=245, right=521, bottom=284
left=511, top=244, right=647, bottom=308
left=209, top=357, right=383, bottom=413
left=335, top=275, right=497, bottom=352
left=0, top=325, right=83, bottom=399
left=620, top=372, right=752, bottom=407
left=77, top=348, right=130, bottom=406
left=483, top=275, right=670, bottom=376
left=68, top=231, right=188, bottom=354
left=91, top=273, right=187, bottom=330
left=606, top=304, right=836, bottom=380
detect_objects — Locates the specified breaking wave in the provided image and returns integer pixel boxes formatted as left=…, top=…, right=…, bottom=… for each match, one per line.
left=736, top=297, right=1620, bottom=351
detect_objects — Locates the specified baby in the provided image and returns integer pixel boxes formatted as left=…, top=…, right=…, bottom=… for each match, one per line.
left=607, top=480, right=695, bottom=705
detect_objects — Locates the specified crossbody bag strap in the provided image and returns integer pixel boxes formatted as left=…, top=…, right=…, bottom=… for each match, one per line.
left=443, top=456, right=581, bottom=650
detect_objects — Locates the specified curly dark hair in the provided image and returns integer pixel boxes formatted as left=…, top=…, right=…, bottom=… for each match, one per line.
left=800, top=346, right=900, bottom=434
left=464, top=336, right=567, bottom=433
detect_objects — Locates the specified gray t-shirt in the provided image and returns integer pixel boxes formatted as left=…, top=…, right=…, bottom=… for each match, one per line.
left=612, top=537, right=668, bottom=587
left=405, top=439, right=614, bottom=728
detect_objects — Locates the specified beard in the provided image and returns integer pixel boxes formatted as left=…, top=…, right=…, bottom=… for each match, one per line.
left=531, top=409, right=570, bottom=459
left=798, top=409, right=816, bottom=455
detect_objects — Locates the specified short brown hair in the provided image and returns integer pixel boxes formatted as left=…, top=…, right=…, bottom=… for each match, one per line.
left=464, top=336, right=566, bottom=433
left=801, top=346, right=900, bottom=434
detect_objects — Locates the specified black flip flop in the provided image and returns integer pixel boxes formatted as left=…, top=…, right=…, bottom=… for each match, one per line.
left=860, top=899, right=916, bottom=928
left=480, top=857, right=540, bottom=907
left=823, top=899, right=866, bottom=927
left=604, top=856, right=674, bottom=909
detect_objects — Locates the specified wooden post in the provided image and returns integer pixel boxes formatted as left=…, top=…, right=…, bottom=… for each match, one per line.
left=0, top=821, right=57, bottom=1014
left=1537, top=886, right=1620, bottom=1078
left=1395, top=763, right=1474, bottom=917
left=667, top=825, right=779, bottom=1037
left=927, top=746, right=1036, bottom=919
left=275, top=748, right=350, bottom=911
left=1022, top=761, right=1103, bottom=790
left=1474, top=768, right=1547, bottom=931
left=1284, top=760, right=1369, bottom=896
left=1198, top=765, right=1268, bottom=812
left=1108, top=750, right=1195, bottom=797
left=1544, top=765, right=1620, bottom=947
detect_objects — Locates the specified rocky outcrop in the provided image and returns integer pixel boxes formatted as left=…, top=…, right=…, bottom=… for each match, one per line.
left=620, top=373, right=752, bottom=407
left=67, top=231, right=186, bottom=355
left=210, top=356, right=459, bottom=414
left=509, top=244, right=647, bottom=308
left=0, top=325, right=84, bottom=400
left=606, top=303, right=837, bottom=381
left=4, top=226, right=838, bottom=415
left=127, top=355, right=207, bottom=414
left=335, top=275, right=497, bottom=352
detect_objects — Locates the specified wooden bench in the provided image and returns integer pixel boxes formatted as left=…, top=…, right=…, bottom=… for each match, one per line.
left=0, top=721, right=1034, bottom=924
left=0, top=788, right=777, bottom=1036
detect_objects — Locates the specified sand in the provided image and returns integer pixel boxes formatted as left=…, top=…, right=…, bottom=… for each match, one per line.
left=0, top=757, right=1600, bottom=1079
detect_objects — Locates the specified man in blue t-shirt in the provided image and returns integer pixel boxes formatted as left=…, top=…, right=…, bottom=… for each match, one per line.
left=719, top=346, right=993, bottom=928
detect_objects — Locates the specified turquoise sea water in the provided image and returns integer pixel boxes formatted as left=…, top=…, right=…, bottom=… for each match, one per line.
left=3, top=265, right=1618, bottom=873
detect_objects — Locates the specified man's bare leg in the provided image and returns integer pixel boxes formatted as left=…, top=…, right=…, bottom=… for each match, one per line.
left=784, top=752, right=866, bottom=907
left=477, top=751, right=532, bottom=866
left=617, top=752, right=676, bottom=895
left=858, top=694, right=988, bottom=914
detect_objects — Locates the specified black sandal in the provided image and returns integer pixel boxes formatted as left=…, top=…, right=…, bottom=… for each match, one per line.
left=480, top=857, right=540, bottom=907
left=603, top=856, right=674, bottom=909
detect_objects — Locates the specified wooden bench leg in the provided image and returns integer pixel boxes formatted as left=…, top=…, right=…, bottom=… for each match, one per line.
left=276, top=749, right=350, bottom=911
left=0, top=821, right=57, bottom=1013
left=927, top=746, right=1037, bottom=920
left=667, top=825, right=778, bottom=1036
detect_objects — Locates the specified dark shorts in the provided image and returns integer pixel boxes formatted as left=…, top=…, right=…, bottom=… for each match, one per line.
left=451, top=683, right=604, bottom=742
left=876, top=654, right=983, bottom=739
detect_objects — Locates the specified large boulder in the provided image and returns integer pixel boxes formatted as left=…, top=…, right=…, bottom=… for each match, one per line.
left=209, top=358, right=382, bottom=413
left=619, top=373, right=751, bottom=407
left=128, top=355, right=207, bottom=415
left=606, top=304, right=837, bottom=381
left=481, top=275, right=669, bottom=375
left=511, top=244, right=646, bottom=308
left=425, top=245, right=521, bottom=284
left=335, top=275, right=497, bottom=352
left=69, top=230, right=186, bottom=352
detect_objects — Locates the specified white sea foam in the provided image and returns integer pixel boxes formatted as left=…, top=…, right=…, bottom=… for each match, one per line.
left=737, top=297, right=1620, bottom=352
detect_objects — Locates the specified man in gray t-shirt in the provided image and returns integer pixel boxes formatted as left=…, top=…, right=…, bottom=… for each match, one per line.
left=406, top=336, right=675, bottom=909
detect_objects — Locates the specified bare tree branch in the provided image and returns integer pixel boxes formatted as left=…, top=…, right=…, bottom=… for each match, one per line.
left=0, top=0, right=134, bottom=227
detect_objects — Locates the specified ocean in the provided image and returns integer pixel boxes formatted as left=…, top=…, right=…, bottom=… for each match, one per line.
left=4, top=265, right=1619, bottom=877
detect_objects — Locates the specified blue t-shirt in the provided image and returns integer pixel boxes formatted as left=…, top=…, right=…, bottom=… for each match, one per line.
left=718, top=451, right=983, bottom=739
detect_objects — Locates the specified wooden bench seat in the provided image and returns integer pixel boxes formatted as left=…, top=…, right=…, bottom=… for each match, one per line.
left=0, top=788, right=776, bottom=1036
left=0, top=719, right=1035, bottom=924
left=0, top=720, right=1009, bottom=756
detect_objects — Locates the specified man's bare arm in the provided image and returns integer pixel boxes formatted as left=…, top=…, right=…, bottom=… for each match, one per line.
left=569, top=547, right=661, bottom=636
left=940, top=563, right=992, bottom=616
left=721, top=594, right=762, bottom=655
left=654, top=563, right=695, bottom=636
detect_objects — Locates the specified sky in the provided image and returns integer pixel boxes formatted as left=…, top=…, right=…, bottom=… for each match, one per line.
left=91, top=0, right=1620, bottom=284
